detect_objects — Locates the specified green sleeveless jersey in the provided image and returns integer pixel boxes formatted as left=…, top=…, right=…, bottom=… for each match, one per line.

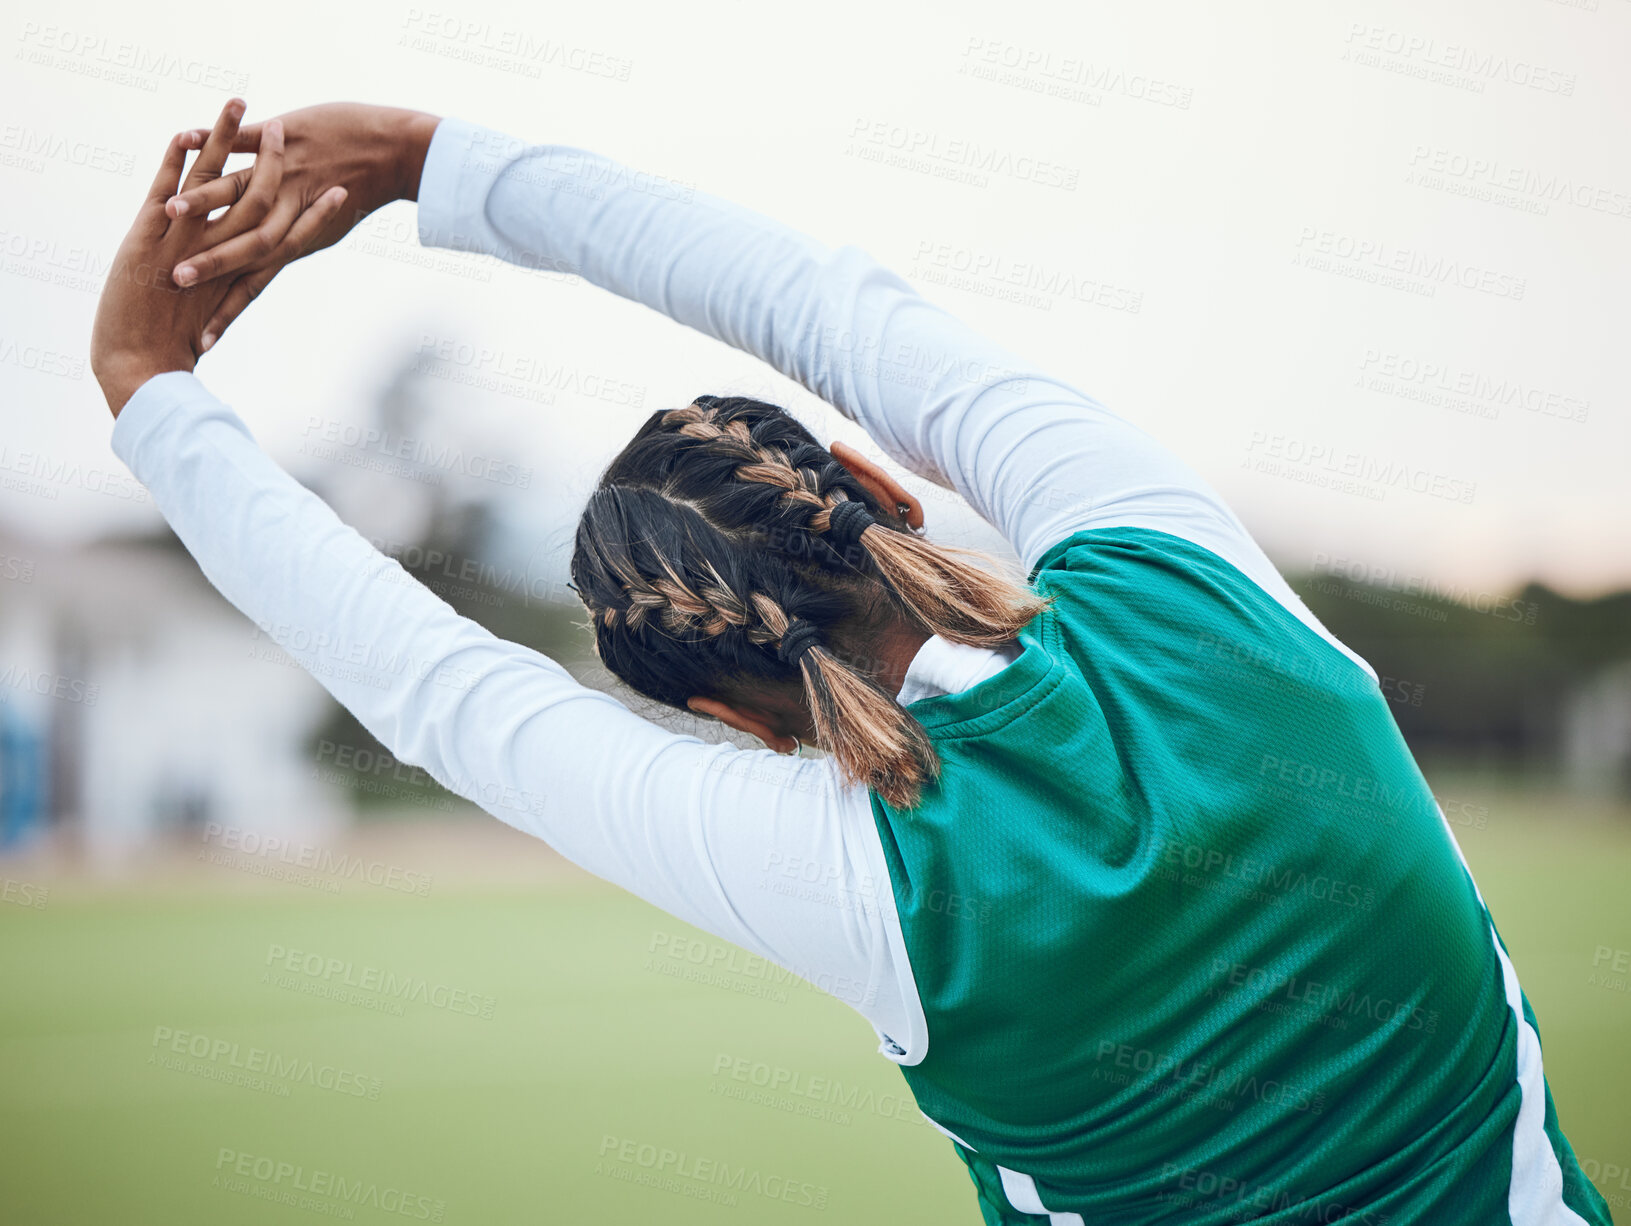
left=871, top=527, right=1611, bottom=1225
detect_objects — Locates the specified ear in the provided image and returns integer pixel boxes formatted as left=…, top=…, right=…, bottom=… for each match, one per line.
left=687, top=696, right=800, bottom=755
left=829, top=441, right=924, bottom=530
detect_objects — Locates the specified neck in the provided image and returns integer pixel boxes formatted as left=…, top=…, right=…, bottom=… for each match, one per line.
left=872, top=620, right=933, bottom=699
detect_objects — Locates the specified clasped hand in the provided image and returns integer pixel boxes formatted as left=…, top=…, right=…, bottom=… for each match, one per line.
left=89, top=98, right=348, bottom=417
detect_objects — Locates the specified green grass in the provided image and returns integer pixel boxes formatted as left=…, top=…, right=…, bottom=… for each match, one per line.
left=1, top=789, right=1627, bottom=1224
left=0, top=876, right=974, bottom=1225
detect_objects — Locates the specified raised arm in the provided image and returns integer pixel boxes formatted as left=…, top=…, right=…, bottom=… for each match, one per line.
left=168, top=103, right=1373, bottom=669
left=167, top=107, right=1250, bottom=573
left=415, top=119, right=1250, bottom=575
left=413, top=119, right=1370, bottom=672
left=95, top=120, right=925, bottom=1061
left=109, top=378, right=902, bottom=1014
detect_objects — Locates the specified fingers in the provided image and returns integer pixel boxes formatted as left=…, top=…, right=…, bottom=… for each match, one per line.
left=278, top=181, right=349, bottom=255
left=174, top=197, right=294, bottom=287
left=180, top=97, right=245, bottom=194
left=197, top=186, right=348, bottom=350
left=145, top=132, right=189, bottom=204
left=166, top=166, right=252, bottom=220
left=140, top=133, right=189, bottom=233
left=197, top=272, right=270, bottom=353
left=172, top=121, right=286, bottom=286
left=282, top=185, right=350, bottom=257
left=236, top=119, right=286, bottom=223
left=180, top=122, right=262, bottom=155
left=216, top=121, right=286, bottom=236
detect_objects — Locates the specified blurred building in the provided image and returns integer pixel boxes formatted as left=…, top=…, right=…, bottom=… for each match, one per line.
left=0, top=353, right=524, bottom=868
left=0, top=526, right=347, bottom=868
left=1561, top=660, right=1631, bottom=799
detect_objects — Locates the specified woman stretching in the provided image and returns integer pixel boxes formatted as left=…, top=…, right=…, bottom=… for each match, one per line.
left=91, top=99, right=1612, bottom=1225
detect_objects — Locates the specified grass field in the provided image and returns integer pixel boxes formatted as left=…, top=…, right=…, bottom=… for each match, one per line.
left=1, top=776, right=1628, bottom=1225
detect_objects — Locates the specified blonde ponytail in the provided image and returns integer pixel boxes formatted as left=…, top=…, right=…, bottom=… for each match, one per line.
left=819, top=497, right=1049, bottom=648
left=752, top=593, right=938, bottom=808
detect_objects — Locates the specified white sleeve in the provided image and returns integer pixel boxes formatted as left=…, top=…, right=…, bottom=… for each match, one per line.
left=109, top=371, right=921, bottom=1053
left=416, top=119, right=1373, bottom=678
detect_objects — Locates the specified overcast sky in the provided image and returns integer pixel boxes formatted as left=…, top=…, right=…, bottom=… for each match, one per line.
left=4, top=0, right=1628, bottom=599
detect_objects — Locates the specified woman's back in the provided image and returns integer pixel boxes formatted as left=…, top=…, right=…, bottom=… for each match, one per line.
left=875, top=526, right=1606, bottom=1223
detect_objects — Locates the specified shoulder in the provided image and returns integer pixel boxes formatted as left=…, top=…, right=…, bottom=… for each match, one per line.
left=1031, top=524, right=1377, bottom=684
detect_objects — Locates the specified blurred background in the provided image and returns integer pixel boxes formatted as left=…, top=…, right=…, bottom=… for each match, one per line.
left=2, top=0, right=1628, bottom=1222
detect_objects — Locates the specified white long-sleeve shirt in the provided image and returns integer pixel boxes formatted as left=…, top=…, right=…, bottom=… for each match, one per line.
left=109, top=117, right=1372, bottom=1067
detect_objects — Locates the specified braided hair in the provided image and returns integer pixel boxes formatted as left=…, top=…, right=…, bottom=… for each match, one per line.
left=570, top=395, right=1049, bottom=808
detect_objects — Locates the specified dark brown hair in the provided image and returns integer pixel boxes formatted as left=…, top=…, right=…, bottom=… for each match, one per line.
left=569, top=395, right=1048, bottom=807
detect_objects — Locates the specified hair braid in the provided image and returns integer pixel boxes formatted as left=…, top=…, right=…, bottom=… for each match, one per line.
left=662, top=402, right=1048, bottom=645
left=571, top=394, right=1051, bottom=809
left=605, top=547, right=748, bottom=641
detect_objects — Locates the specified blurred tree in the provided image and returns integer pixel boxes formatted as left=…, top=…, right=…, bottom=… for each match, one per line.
left=1289, top=574, right=1631, bottom=773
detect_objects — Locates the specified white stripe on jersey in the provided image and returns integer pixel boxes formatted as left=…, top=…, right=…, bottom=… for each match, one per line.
left=1488, top=927, right=1590, bottom=1226
left=1436, top=804, right=1588, bottom=1226
left=997, top=1165, right=1086, bottom=1225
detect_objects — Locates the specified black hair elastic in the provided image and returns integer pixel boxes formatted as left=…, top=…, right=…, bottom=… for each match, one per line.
left=777, top=618, right=823, bottom=666
left=826, top=499, right=875, bottom=551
